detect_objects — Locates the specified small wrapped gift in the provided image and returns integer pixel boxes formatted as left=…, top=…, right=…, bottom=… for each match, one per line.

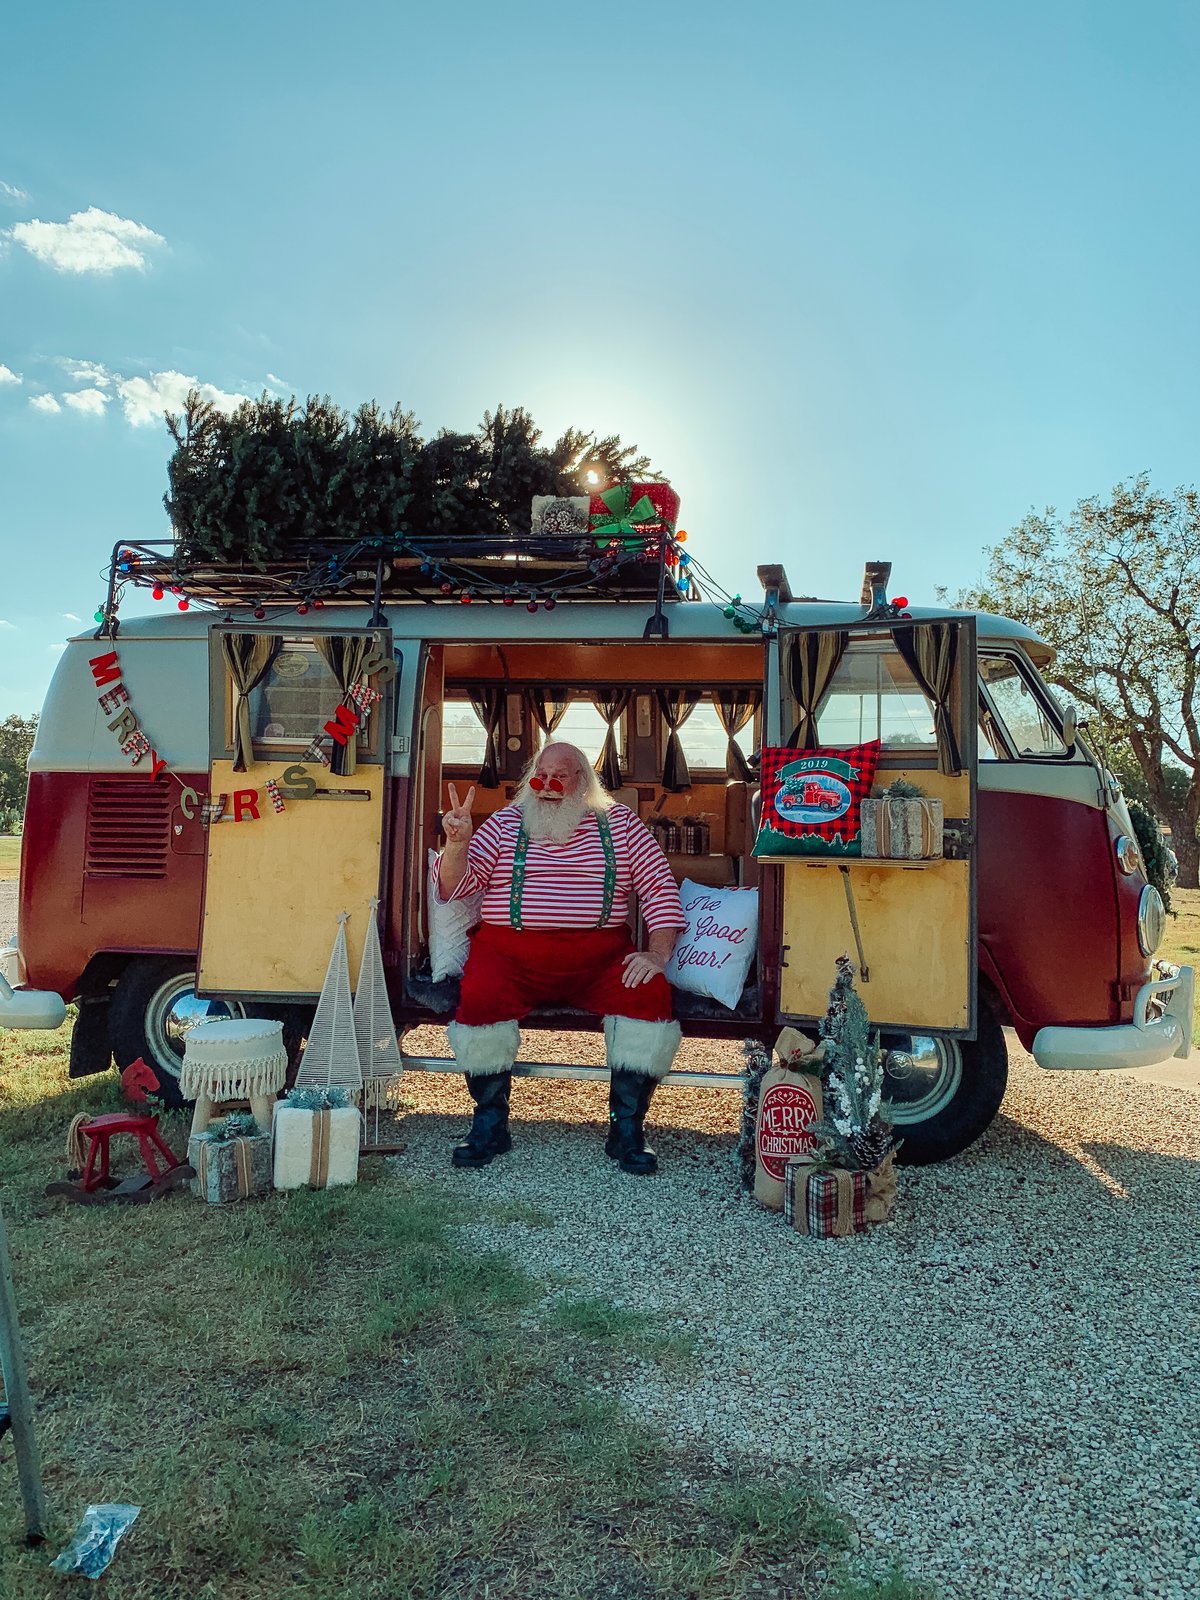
left=189, top=1114, right=272, bottom=1204
left=861, top=794, right=943, bottom=859
left=784, top=1158, right=898, bottom=1236
left=588, top=481, right=680, bottom=543
left=531, top=495, right=590, bottom=535
left=273, top=1087, right=361, bottom=1190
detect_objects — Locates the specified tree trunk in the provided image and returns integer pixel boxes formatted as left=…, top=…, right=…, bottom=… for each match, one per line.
left=1170, top=821, right=1200, bottom=889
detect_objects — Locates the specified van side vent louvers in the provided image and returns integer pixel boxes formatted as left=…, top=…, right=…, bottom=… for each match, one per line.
left=85, top=779, right=172, bottom=878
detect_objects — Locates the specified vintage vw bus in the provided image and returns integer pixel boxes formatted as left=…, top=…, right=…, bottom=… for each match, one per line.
left=1, top=551, right=1191, bottom=1164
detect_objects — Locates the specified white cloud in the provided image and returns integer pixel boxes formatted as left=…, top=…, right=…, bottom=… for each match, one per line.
left=61, top=612, right=81, bottom=622
left=265, top=372, right=290, bottom=391
left=0, top=620, right=15, bottom=629
left=63, top=388, right=109, bottom=416
left=10, top=206, right=165, bottom=274
left=116, top=369, right=247, bottom=427
left=29, top=394, right=60, bottom=413
left=60, top=358, right=112, bottom=388
left=0, top=363, right=20, bottom=386
left=0, top=181, right=29, bottom=204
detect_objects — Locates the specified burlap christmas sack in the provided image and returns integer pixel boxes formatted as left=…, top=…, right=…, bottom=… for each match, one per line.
left=753, top=1029, right=824, bottom=1211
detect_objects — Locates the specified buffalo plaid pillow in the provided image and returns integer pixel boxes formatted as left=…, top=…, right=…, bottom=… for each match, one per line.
left=752, top=741, right=881, bottom=858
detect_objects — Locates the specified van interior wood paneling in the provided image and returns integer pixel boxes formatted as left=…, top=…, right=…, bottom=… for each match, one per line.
left=199, top=759, right=384, bottom=996
left=778, top=858, right=971, bottom=1031
left=444, top=641, right=762, bottom=683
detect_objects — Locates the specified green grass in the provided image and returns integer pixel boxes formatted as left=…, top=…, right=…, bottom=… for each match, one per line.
left=0, top=836, right=19, bottom=882
left=1156, top=885, right=1200, bottom=1042
left=0, top=1024, right=931, bottom=1600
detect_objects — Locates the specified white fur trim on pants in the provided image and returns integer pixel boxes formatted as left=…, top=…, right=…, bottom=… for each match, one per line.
left=603, top=1015, right=682, bottom=1081
left=448, top=1018, right=520, bottom=1077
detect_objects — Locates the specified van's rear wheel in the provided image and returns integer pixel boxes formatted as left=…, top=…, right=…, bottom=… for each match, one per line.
left=109, top=958, right=248, bottom=1108
left=880, top=993, right=1008, bottom=1165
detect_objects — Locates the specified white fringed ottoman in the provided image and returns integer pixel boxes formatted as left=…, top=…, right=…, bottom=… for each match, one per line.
left=182, top=1019, right=288, bottom=1137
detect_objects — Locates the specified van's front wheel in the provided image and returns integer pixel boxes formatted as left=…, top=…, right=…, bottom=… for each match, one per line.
left=879, top=994, right=1008, bottom=1165
left=109, top=958, right=249, bottom=1108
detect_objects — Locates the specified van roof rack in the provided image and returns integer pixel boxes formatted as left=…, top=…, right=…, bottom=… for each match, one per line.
left=102, top=531, right=697, bottom=621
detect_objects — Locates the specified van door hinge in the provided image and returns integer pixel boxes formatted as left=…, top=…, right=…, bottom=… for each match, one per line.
left=391, top=735, right=410, bottom=754
left=942, top=819, right=975, bottom=857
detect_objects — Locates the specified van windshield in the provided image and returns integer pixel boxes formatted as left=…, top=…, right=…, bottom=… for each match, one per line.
left=979, top=654, right=1068, bottom=758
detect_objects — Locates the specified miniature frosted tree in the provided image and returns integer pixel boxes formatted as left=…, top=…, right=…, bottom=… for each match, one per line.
left=294, top=913, right=363, bottom=1091
left=813, top=955, right=895, bottom=1171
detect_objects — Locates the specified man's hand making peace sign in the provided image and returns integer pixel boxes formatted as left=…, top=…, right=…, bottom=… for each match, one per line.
left=442, top=782, right=476, bottom=844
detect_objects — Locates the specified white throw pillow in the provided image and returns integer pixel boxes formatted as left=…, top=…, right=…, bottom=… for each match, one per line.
left=665, top=879, right=759, bottom=1010
left=427, top=849, right=482, bottom=981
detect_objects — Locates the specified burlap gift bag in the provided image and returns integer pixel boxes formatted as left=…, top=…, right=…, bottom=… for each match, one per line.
left=753, top=1028, right=824, bottom=1211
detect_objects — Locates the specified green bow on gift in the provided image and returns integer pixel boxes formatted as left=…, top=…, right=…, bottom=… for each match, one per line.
left=590, top=484, right=664, bottom=549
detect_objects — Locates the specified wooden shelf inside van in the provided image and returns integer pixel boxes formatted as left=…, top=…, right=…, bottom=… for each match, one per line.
left=756, top=856, right=948, bottom=868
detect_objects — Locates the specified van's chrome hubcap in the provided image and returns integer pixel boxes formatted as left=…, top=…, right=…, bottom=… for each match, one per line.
left=145, top=974, right=245, bottom=1081
left=881, top=1035, right=963, bottom=1122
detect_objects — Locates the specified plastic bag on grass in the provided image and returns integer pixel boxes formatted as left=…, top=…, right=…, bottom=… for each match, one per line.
left=50, top=1503, right=139, bottom=1579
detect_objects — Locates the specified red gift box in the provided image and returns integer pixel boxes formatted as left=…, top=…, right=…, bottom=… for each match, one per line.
left=588, top=482, right=680, bottom=535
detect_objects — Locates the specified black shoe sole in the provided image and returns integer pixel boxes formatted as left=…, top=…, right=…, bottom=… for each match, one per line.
left=452, top=1136, right=513, bottom=1169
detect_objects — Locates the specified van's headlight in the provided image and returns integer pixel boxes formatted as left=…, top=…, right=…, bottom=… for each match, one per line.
left=1115, top=835, right=1142, bottom=875
left=1138, top=885, right=1166, bottom=956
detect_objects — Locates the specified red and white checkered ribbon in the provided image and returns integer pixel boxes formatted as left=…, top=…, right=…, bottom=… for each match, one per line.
left=347, top=680, right=381, bottom=714
left=265, top=778, right=285, bottom=814
left=122, top=731, right=151, bottom=765
left=302, top=738, right=330, bottom=767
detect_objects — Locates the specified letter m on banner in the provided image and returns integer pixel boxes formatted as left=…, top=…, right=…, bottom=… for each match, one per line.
left=322, top=704, right=360, bottom=747
left=88, top=652, right=122, bottom=688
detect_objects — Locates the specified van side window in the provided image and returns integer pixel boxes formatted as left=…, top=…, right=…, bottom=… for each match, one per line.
left=816, top=644, right=935, bottom=749
left=443, top=700, right=490, bottom=767
left=978, top=654, right=1068, bottom=758
left=677, top=695, right=758, bottom=772
left=248, top=641, right=379, bottom=755
left=535, top=700, right=612, bottom=766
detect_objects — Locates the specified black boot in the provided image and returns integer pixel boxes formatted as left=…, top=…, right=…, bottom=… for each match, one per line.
left=604, top=1069, right=659, bottom=1176
left=452, top=1072, right=513, bottom=1168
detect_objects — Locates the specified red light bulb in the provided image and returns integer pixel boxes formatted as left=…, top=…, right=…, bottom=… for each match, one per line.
left=440, top=582, right=453, bottom=595
left=503, top=594, right=515, bottom=606
left=253, top=607, right=266, bottom=620
left=459, top=591, right=472, bottom=604
left=526, top=600, right=539, bottom=613
left=894, top=596, right=908, bottom=608
left=152, top=586, right=164, bottom=601
left=178, top=598, right=190, bottom=611
left=313, top=598, right=325, bottom=610
left=297, top=603, right=309, bottom=615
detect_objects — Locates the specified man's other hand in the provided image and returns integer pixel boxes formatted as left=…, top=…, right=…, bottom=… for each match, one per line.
left=621, top=951, right=667, bottom=988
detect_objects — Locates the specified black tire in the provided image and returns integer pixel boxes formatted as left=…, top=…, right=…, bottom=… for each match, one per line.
left=880, top=990, right=1009, bottom=1166
left=109, top=957, right=248, bottom=1108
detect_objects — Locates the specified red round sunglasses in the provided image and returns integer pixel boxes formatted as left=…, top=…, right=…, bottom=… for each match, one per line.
left=528, top=775, right=565, bottom=793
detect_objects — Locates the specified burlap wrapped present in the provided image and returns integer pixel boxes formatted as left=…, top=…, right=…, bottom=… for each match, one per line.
left=188, top=1128, right=272, bottom=1204
left=784, top=1156, right=898, bottom=1235
left=861, top=796, right=943, bottom=860
left=753, top=1029, right=824, bottom=1211
left=273, top=1097, right=361, bottom=1190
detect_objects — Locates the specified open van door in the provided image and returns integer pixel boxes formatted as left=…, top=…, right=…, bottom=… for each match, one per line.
left=764, top=615, right=978, bottom=1037
left=198, top=625, right=393, bottom=1000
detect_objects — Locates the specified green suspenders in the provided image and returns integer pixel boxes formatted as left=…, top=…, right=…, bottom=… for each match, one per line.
left=509, top=811, right=617, bottom=930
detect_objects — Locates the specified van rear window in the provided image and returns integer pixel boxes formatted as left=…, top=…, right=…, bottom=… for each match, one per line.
left=815, top=645, right=935, bottom=750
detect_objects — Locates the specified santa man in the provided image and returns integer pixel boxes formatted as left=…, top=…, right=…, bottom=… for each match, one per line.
left=436, top=741, right=686, bottom=1175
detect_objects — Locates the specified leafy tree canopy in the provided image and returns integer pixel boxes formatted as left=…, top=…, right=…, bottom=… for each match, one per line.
left=0, top=714, right=37, bottom=814
left=164, top=394, right=658, bottom=565
left=962, top=472, right=1200, bottom=884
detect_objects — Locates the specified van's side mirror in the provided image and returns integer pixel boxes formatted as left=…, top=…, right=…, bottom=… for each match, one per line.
left=1062, top=705, right=1078, bottom=752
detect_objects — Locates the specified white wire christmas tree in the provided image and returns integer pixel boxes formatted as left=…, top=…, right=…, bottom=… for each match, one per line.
left=354, top=897, right=403, bottom=1080
left=294, top=912, right=363, bottom=1091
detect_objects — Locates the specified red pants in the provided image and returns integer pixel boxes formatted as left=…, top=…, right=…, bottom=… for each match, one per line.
left=456, top=923, right=674, bottom=1026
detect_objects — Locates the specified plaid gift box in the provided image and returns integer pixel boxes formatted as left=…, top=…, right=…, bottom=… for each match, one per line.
left=752, top=742, right=881, bottom=858
left=784, top=1161, right=869, bottom=1237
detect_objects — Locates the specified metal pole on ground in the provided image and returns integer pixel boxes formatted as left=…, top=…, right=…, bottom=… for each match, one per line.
left=0, top=1200, right=47, bottom=1543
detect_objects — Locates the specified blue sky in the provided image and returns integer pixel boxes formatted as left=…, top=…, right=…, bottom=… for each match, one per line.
left=2, top=0, right=1198, bottom=716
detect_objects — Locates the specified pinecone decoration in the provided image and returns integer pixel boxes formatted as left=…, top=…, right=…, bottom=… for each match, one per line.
left=851, top=1120, right=895, bottom=1173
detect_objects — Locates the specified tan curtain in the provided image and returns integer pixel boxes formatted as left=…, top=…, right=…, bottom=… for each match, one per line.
left=592, top=689, right=630, bottom=791
left=656, top=689, right=701, bottom=792
left=314, top=635, right=372, bottom=775
left=467, top=686, right=505, bottom=788
left=223, top=633, right=282, bottom=773
left=787, top=631, right=848, bottom=749
left=713, top=689, right=760, bottom=779
left=523, top=686, right=570, bottom=742
left=894, top=625, right=961, bottom=774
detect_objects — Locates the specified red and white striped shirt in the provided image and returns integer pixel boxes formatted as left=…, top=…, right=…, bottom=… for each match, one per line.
left=439, top=804, right=686, bottom=932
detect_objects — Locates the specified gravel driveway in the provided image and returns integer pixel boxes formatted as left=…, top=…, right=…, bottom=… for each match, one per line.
left=395, top=1028, right=1200, bottom=1600
left=0, top=880, right=16, bottom=946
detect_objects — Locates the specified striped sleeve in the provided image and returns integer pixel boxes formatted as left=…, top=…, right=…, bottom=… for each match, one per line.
left=622, top=809, right=686, bottom=931
left=436, top=810, right=507, bottom=902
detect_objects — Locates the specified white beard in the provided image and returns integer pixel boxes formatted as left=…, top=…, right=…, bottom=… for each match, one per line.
left=521, top=793, right=591, bottom=845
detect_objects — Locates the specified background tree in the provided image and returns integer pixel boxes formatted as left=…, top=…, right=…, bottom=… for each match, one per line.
left=0, top=713, right=38, bottom=825
left=963, top=473, right=1200, bottom=885
left=165, top=394, right=658, bottom=560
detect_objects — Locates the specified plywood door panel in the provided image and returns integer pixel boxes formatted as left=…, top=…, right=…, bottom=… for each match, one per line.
left=779, top=860, right=970, bottom=1031
left=199, top=759, right=383, bottom=997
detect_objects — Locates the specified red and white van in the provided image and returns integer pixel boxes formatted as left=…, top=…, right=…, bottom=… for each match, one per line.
left=1, top=561, right=1191, bottom=1163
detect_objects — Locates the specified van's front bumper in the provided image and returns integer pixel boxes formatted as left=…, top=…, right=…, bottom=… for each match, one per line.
left=1032, top=966, right=1195, bottom=1071
left=0, top=941, right=67, bottom=1031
